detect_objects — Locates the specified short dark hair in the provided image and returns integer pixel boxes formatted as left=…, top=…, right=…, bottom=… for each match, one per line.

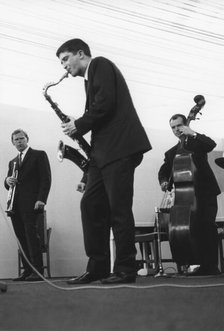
left=169, top=114, right=187, bottom=125
left=56, top=38, right=91, bottom=58
left=11, top=129, right=29, bottom=143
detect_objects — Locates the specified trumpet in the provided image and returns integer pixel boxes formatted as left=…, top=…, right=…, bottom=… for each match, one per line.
left=6, top=162, right=18, bottom=217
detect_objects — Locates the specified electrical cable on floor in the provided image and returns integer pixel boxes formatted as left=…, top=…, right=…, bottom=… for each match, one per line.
left=1, top=202, right=224, bottom=291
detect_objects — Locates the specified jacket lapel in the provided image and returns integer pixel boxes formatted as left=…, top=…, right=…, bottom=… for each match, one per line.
left=20, top=148, right=32, bottom=169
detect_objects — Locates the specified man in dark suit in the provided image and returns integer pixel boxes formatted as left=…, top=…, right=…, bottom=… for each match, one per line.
left=5, top=129, right=51, bottom=281
left=158, top=114, right=221, bottom=275
left=56, top=38, right=152, bottom=284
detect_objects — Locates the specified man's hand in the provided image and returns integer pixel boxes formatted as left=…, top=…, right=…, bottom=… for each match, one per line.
left=6, top=176, right=17, bottom=188
left=76, top=182, right=86, bottom=193
left=161, top=181, right=169, bottom=192
left=180, top=126, right=196, bottom=137
left=34, top=201, right=45, bottom=211
left=61, top=116, right=77, bottom=136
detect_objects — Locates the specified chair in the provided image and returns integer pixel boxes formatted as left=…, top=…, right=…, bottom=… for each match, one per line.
left=18, top=211, right=52, bottom=278
left=110, top=209, right=176, bottom=275
left=135, top=208, right=176, bottom=275
left=135, top=232, right=160, bottom=275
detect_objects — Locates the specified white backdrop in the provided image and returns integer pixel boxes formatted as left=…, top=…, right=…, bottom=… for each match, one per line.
left=1, top=0, right=224, bottom=135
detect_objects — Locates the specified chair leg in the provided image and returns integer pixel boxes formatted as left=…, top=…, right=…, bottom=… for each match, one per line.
left=45, top=228, right=52, bottom=278
left=152, top=237, right=159, bottom=274
left=18, top=250, right=22, bottom=276
left=143, top=241, right=159, bottom=275
left=143, top=242, right=151, bottom=274
left=218, top=237, right=224, bottom=273
left=46, top=250, right=51, bottom=278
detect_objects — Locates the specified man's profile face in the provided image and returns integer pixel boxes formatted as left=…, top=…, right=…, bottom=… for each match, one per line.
left=59, top=51, right=83, bottom=77
left=170, top=117, right=185, bottom=139
left=12, top=132, right=28, bottom=152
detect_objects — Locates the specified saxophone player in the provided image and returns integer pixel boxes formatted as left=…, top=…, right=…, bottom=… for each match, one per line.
left=4, top=129, right=51, bottom=281
left=56, top=38, right=152, bottom=284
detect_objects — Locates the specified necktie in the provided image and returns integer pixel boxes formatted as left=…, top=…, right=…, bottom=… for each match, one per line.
left=84, top=79, right=88, bottom=94
left=19, top=152, right=23, bottom=167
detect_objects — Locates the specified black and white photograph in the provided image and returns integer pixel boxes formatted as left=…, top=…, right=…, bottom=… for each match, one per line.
left=0, top=1, right=224, bottom=330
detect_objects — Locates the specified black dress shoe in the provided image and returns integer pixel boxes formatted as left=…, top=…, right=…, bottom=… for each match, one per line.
left=25, top=273, right=43, bottom=281
left=101, top=272, right=136, bottom=284
left=13, top=272, right=31, bottom=282
left=67, top=272, right=105, bottom=285
left=187, top=266, right=221, bottom=276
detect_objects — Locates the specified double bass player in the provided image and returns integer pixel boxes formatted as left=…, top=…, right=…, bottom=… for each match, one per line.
left=158, top=113, right=221, bottom=276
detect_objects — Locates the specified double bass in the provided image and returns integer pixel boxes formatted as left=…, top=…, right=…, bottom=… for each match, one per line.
left=169, top=95, right=206, bottom=266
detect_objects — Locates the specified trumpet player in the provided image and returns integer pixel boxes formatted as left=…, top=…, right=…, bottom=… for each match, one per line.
left=56, top=38, right=152, bottom=284
left=4, top=129, right=51, bottom=281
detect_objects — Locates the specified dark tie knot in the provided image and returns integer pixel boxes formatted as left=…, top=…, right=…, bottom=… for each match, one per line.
left=19, top=152, right=23, bottom=166
left=84, top=79, right=88, bottom=92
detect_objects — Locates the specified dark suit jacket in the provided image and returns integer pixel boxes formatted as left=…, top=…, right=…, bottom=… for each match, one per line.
left=5, top=148, right=51, bottom=212
left=158, top=133, right=220, bottom=196
left=74, top=56, right=152, bottom=168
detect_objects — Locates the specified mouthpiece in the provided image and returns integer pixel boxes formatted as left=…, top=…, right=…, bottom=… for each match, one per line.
left=43, top=72, right=69, bottom=96
left=59, top=72, right=69, bottom=82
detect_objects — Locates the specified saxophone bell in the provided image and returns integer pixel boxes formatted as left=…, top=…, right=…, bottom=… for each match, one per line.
left=57, top=140, right=89, bottom=173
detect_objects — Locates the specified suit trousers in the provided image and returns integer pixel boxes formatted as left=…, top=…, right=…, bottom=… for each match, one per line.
left=192, top=193, right=218, bottom=268
left=80, top=153, right=143, bottom=276
left=11, top=206, right=43, bottom=274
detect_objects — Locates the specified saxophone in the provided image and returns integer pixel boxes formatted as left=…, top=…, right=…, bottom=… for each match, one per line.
left=57, top=140, right=88, bottom=173
left=43, top=73, right=90, bottom=171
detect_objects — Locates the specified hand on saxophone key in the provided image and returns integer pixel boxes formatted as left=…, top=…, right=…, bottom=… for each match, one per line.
left=61, top=116, right=77, bottom=137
